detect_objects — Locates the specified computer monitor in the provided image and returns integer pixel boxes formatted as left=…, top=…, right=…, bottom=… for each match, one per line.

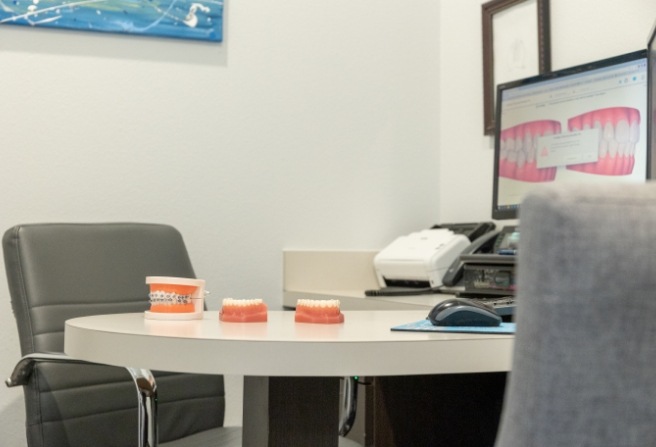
left=492, top=50, right=649, bottom=220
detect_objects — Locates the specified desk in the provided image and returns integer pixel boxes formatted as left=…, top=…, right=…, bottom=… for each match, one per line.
left=282, top=250, right=459, bottom=311
left=65, top=310, right=513, bottom=446
left=282, top=249, right=513, bottom=445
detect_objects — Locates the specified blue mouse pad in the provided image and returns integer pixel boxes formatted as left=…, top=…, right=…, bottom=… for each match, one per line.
left=391, top=319, right=516, bottom=334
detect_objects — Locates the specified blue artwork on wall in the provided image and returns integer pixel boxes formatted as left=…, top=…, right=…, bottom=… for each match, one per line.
left=0, top=0, right=223, bottom=42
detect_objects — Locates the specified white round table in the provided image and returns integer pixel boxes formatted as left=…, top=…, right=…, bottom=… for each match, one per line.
left=65, top=310, right=513, bottom=446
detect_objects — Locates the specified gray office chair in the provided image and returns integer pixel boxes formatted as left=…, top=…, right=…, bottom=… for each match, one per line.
left=3, top=223, right=241, bottom=447
left=494, top=183, right=656, bottom=447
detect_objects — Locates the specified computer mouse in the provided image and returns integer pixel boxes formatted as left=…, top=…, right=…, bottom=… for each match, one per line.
left=427, top=298, right=501, bottom=327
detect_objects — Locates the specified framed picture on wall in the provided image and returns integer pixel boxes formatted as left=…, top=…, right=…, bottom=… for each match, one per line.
left=0, top=0, right=224, bottom=42
left=482, top=0, right=551, bottom=135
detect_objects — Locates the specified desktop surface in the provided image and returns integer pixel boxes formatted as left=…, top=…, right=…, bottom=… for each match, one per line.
left=65, top=310, right=513, bottom=376
left=282, top=249, right=516, bottom=315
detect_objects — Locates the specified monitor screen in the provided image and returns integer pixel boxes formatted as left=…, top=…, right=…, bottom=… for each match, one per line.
left=492, top=50, right=649, bottom=220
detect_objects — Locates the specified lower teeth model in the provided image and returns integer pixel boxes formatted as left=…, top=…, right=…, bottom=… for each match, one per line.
left=219, top=298, right=268, bottom=322
left=294, top=299, right=345, bottom=324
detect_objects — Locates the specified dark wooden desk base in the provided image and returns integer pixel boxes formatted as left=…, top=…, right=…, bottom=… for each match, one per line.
left=243, top=376, right=340, bottom=447
left=365, top=373, right=507, bottom=447
left=242, top=372, right=507, bottom=447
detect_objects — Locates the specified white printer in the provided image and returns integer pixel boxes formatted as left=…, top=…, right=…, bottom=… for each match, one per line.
left=373, top=229, right=470, bottom=289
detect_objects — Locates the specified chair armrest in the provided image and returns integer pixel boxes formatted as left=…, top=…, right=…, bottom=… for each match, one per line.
left=5, top=352, right=95, bottom=387
left=6, top=353, right=160, bottom=446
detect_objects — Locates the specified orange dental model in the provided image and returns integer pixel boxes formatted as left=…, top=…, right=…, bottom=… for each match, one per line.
left=219, top=298, right=268, bottom=322
left=294, top=299, right=345, bottom=324
left=147, top=278, right=201, bottom=313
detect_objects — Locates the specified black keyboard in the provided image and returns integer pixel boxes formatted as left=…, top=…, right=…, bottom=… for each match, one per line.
left=466, top=295, right=516, bottom=317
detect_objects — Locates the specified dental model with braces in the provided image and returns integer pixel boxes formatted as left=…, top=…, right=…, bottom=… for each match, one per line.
left=149, top=291, right=193, bottom=305
left=145, top=276, right=204, bottom=317
left=148, top=290, right=195, bottom=313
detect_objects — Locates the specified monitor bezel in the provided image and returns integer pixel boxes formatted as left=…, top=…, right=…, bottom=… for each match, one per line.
left=648, top=20, right=656, bottom=179
left=491, top=49, right=649, bottom=220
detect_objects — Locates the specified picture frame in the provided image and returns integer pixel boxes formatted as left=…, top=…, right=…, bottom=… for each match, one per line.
left=482, top=0, right=551, bottom=135
left=0, top=0, right=224, bottom=42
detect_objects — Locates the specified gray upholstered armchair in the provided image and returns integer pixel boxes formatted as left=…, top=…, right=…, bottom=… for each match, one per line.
left=3, top=223, right=241, bottom=447
left=495, top=183, right=656, bottom=446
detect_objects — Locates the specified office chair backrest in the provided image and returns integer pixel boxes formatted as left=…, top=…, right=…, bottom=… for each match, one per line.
left=4, top=223, right=227, bottom=447
left=494, top=184, right=656, bottom=447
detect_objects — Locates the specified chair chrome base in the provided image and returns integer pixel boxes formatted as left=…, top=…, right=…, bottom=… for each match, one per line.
left=127, top=368, right=159, bottom=447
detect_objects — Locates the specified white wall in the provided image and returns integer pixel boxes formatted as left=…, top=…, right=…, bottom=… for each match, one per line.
left=438, top=0, right=656, bottom=223
left=2, top=1, right=656, bottom=445
left=0, top=1, right=441, bottom=444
